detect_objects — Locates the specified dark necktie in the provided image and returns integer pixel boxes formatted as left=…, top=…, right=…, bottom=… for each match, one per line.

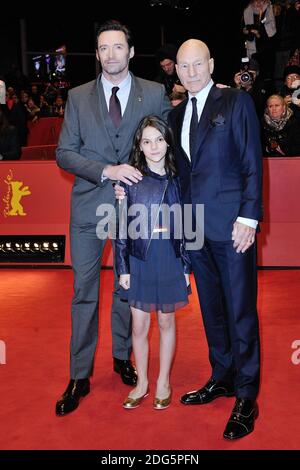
left=189, top=97, right=198, bottom=160
left=109, top=86, right=122, bottom=128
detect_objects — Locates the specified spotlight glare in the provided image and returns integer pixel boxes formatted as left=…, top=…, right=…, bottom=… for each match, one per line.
left=0, top=236, right=65, bottom=262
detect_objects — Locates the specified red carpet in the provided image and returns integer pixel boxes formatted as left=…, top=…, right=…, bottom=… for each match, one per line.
left=0, top=268, right=299, bottom=450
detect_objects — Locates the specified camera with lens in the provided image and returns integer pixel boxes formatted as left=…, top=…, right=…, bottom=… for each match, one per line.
left=240, top=70, right=254, bottom=85
left=239, top=57, right=255, bottom=86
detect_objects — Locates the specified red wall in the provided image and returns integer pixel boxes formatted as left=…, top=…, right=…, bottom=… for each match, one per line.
left=257, top=157, right=300, bottom=266
left=27, top=118, right=63, bottom=146
left=0, top=158, right=300, bottom=267
left=0, top=161, right=113, bottom=266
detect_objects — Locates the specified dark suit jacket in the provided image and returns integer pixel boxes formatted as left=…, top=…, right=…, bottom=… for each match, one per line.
left=56, top=73, right=171, bottom=225
left=168, top=85, right=263, bottom=241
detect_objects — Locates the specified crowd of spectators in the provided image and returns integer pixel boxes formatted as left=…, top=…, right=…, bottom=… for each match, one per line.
left=151, top=1, right=300, bottom=156
left=238, top=0, right=300, bottom=156
left=1, top=1, right=300, bottom=159
left=0, top=79, right=66, bottom=153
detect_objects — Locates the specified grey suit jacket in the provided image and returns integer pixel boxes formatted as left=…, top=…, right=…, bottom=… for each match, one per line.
left=56, top=73, right=171, bottom=225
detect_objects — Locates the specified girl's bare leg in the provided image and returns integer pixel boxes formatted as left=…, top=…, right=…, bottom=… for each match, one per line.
left=156, top=310, right=176, bottom=398
left=128, top=306, right=151, bottom=399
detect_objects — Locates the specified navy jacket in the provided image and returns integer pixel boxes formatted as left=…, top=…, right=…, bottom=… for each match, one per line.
left=115, top=173, right=191, bottom=275
left=168, top=86, right=263, bottom=241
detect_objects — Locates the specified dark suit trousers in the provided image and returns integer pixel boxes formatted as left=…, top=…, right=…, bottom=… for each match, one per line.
left=188, top=238, right=260, bottom=400
left=70, top=224, right=132, bottom=379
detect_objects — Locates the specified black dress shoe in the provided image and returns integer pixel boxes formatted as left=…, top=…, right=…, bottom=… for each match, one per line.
left=223, top=398, right=258, bottom=440
left=55, top=378, right=90, bottom=416
left=180, top=378, right=235, bottom=405
left=113, top=358, right=137, bottom=386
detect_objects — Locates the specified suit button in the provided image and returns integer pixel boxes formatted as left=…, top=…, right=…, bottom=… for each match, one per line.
left=115, top=134, right=119, bottom=138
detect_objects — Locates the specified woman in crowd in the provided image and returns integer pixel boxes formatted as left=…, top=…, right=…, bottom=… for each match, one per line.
left=262, top=94, right=300, bottom=156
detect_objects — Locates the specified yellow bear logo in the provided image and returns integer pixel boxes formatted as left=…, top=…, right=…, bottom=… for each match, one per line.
left=3, top=171, right=31, bottom=218
left=8, top=181, right=31, bottom=216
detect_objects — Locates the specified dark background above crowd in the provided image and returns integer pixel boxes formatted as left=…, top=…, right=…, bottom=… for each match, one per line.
left=1, top=1, right=300, bottom=159
left=0, top=1, right=249, bottom=87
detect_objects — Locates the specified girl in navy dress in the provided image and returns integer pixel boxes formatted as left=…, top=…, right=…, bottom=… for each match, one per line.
left=115, top=116, right=191, bottom=410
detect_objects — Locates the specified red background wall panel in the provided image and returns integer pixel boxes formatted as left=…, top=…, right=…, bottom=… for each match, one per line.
left=1, top=158, right=299, bottom=267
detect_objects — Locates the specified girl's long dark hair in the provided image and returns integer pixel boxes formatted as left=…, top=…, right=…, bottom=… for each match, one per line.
left=129, top=115, right=177, bottom=176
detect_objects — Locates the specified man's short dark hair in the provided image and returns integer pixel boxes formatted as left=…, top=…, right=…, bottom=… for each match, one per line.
left=95, top=20, right=134, bottom=49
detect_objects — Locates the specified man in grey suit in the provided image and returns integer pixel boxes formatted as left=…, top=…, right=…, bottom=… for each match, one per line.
left=55, top=20, right=171, bottom=416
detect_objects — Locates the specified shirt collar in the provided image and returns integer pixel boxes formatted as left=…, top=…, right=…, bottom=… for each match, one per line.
left=101, top=72, right=131, bottom=93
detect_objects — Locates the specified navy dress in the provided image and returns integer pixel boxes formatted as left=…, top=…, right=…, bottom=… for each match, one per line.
left=120, top=170, right=190, bottom=313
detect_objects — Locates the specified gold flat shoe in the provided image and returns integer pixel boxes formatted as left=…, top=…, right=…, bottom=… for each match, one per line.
left=123, top=390, right=149, bottom=409
left=153, top=390, right=172, bottom=410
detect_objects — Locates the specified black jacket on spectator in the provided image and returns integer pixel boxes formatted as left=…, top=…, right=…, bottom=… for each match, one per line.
left=262, top=114, right=300, bottom=156
left=0, top=125, right=21, bottom=160
left=8, top=102, right=28, bottom=146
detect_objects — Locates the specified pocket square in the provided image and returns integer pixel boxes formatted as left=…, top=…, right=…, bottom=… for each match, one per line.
left=210, top=114, right=225, bottom=126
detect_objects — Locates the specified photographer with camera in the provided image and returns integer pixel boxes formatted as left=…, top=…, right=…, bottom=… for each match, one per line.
left=243, top=0, right=277, bottom=79
left=233, top=57, right=274, bottom=117
left=279, top=64, right=300, bottom=119
left=262, top=94, right=300, bottom=156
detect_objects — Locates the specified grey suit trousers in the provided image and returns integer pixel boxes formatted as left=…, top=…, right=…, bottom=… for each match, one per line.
left=70, top=223, right=132, bottom=379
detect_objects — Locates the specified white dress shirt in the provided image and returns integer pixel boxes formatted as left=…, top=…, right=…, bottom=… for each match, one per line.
left=101, top=73, right=132, bottom=116
left=181, top=79, right=258, bottom=230
left=182, top=79, right=214, bottom=160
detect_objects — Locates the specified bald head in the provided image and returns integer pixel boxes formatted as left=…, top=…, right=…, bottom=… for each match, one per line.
left=176, top=39, right=214, bottom=95
left=177, top=39, right=211, bottom=62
